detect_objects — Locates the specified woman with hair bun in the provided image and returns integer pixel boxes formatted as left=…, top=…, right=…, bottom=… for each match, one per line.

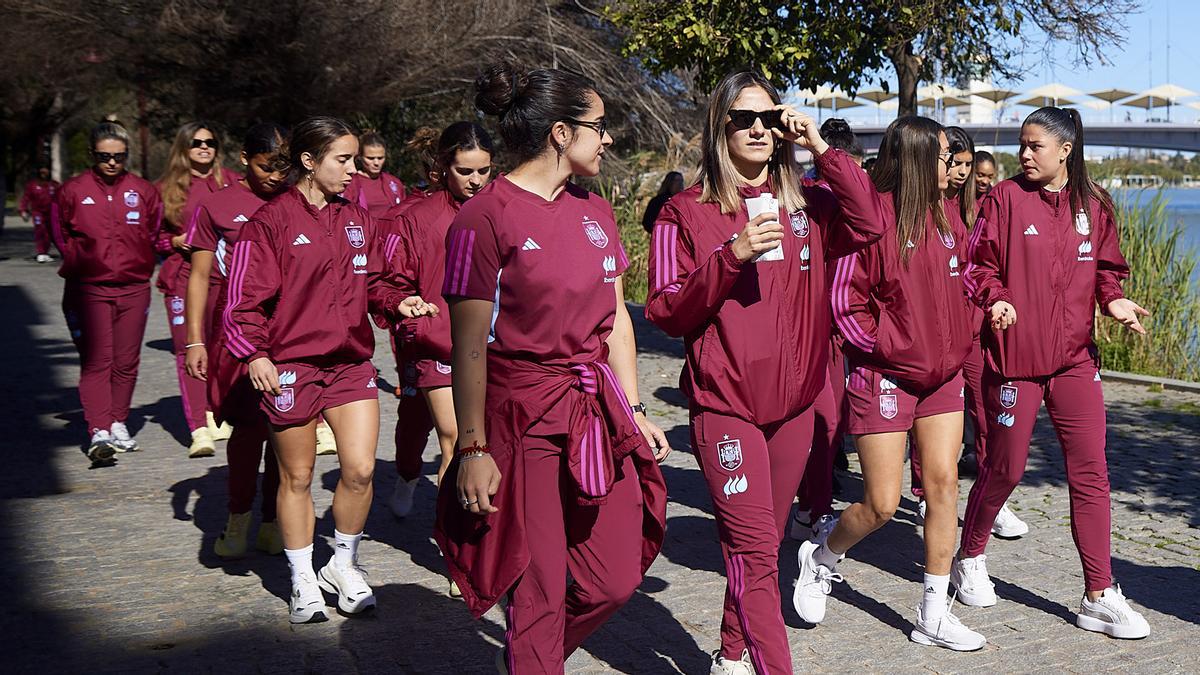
left=342, top=130, right=406, bottom=218
left=435, top=62, right=669, bottom=673
left=954, top=107, right=1151, bottom=639
left=223, top=116, right=435, bottom=623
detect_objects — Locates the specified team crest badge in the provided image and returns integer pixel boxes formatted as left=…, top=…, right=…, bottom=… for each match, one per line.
left=124, top=191, right=140, bottom=208
left=790, top=211, right=810, bottom=237
left=1075, top=211, right=1091, bottom=236
left=717, top=436, right=743, bottom=471
left=941, top=231, right=956, bottom=249
left=169, top=297, right=184, bottom=314
left=582, top=217, right=609, bottom=248
left=274, top=371, right=297, bottom=411
left=1000, top=384, right=1018, bottom=409
left=879, top=394, right=898, bottom=419
left=436, top=361, right=452, bottom=375
left=344, top=223, right=366, bottom=248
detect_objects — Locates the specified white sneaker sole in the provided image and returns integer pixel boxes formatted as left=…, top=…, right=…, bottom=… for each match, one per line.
left=289, top=599, right=328, bottom=624
left=951, top=580, right=997, bottom=607
left=991, top=521, right=1030, bottom=539
left=909, top=627, right=986, bottom=651
left=1076, top=613, right=1150, bottom=639
left=317, top=568, right=377, bottom=614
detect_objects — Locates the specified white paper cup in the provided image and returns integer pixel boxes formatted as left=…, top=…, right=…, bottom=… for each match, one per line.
left=745, top=193, right=783, bottom=262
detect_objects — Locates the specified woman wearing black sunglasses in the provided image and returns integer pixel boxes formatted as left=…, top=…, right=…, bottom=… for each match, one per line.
left=155, top=122, right=239, bottom=458
left=52, top=121, right=161, bottom=464
left=645, top=70, right=884, bottom=674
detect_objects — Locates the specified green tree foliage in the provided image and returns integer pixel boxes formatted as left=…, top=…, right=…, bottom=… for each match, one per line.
left=606, top=0, right=1136, bottom=116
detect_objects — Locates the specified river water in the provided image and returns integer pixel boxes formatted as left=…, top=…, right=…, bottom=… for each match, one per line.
left=1113, top=187, right=1200, bottom=251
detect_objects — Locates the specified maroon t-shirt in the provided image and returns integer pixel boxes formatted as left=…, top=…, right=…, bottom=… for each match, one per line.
left=185, top=181, right=268, bottom=285
left=442, top=175, right=629, bottom=367
left=343, top=171, right=406, bottom=219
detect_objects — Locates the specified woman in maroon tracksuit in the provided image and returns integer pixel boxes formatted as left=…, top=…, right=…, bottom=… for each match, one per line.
left=18, top=166, right=60, bottom=263
left=342, top=130, right=406, bottom=218
left=224, top=117, right=432, bottom=624
left=795, top=116, right=986, bottom=651
left=156, top=121, right=237, bottom=458
left=52, top=122, right=160, bottom=464
left=436, top=63, right=669, bottom=674
left=954, top=107, right=1151, bottom=639
left=646, top=71, right=884, bottom=675
left=184, top=123, right=290, bottom=559
left=909, top=127, right=1030, bottom=539
left=378, top=121, right=495, bottom=520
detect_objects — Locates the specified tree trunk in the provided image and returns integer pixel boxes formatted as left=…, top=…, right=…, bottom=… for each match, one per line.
left=886, top=40, right=921, bottom=118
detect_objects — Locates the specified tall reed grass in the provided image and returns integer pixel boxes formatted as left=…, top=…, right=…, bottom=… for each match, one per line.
left=1096, top=190, right=1200, bottom=381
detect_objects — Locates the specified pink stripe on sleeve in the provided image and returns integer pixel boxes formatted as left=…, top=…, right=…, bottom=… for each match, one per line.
left=831, top=254, right=876, bottom=352
left=384, top=233, right=401, bottom=265
left=962, top=215, right=990, bottom=298
left=183, top=205, right=204, bottom=247
left=223, top=241, right=256, bottom=358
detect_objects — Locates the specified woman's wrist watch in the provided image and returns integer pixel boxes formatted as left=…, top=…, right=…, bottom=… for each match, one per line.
left=630, top=403, right=647, bottom=416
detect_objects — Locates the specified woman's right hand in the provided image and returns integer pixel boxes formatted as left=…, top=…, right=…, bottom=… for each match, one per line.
left=990, top=301, right=1017, bottom=330
left=185, top=345, right=208, bottom=381
left=457, top=452, right=501, bottom=515
left=248, top=357, right=280, bottom=395
left=730, top=212, right=785, bottom=262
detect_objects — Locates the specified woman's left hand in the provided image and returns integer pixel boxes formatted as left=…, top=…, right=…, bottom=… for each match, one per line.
left=398, top=295, right=439, bottom=319
left=636, top=412, right=672, bottom=462
left=171, top=234, right=191, bottom=252
left=1107, top=298, right=1150, bottom=334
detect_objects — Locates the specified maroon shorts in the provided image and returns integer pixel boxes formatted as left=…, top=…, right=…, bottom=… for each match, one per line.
left=208, top=342, right=264, bottom=427
left=845, top=363, right=964, bottom=434
left=408, top=358, right=452, bottom=389
left=261, top=360, right=379, bottom=426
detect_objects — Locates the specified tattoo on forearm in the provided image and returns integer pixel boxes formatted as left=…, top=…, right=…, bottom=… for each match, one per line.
left=463, top=427, right=476, bottom=435
left=469, top=350, right=480, bottom=360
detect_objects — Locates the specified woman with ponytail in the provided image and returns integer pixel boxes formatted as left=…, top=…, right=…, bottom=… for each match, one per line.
left=156, top=121, right=238, bottom=457
left=183, top=123, right=290, bottom=559
left=223, top=117, right=434, bottom=623
left=909, top=127, right=1030, bottom=538
left=954, top=107, right=1151, bottom=639
left=795, top=116, right=984, bottom=651
left=435, top=62, right=669, bottom=672
left=380, top=121, right=495, bottom=522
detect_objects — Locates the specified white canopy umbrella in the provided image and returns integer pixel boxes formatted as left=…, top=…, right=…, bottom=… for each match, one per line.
left=1138, top=84, right=1199, bottom=121
left=1020, top=83, right=1084, bottom=107
left=802, top=89, right=864, bottom=120
left=1087, top=88, right=1135, bottom=122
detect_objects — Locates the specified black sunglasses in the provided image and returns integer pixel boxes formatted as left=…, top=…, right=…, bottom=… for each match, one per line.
left=191, top=138, right=218, bottom=149
left=566, top=117, right=608, bottom=138
left=94, top=151, right=128, bottom=164
left=728, top=109, right=785, bottom=131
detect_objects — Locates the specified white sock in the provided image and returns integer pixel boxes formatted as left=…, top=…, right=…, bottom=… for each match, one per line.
left=921, top=573, right=951, bottom=620
left=813, top=542, right=843, bottom=569
left=333, top=529, right=363, bottom=568
left=284, top=544, right=315, bottom=586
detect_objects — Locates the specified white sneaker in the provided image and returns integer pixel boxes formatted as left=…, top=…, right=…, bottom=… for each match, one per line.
left=390, top=477, right=419, bottom=518
left=793, top=540, right=843, bottom=624
left=289, top=572, right=329, bottom=624
left=788, top=507, right=812, bottom=541
left=917, top=499, right=927, bottom=523
left=35, top=253, right=52, bottom=263
left=909, top=599, right=987, bottom=651
left=317, top=561, right=377, bottom=614
left=1076, top=585, right=1150, bottom=639
left=109, top=421, right=138, bottom=452
left=811, top=514, right=838, bottom=547
left=710, top=649, right=755, bottom=674
left=991, top=503, right=1030, bottom=538
left=87, top=428, right=117, bottom=464
left=951, top=554, right=997, bottom=607
left=206, top=410, right=232, bottom=441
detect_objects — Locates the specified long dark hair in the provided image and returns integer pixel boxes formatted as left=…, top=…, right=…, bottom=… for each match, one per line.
left=475, top=62, right=596, bottom=164
left=433, top=122, right=495, bottom=178
left=945, top=126, right=977, bottom=226
left=697, top=70, right=804, bottom=214
left=656, top=171, right=684, bottom=197
left=869, top=116, right=948, bottom=263
left=1022, top=106, right=1114, bottom=225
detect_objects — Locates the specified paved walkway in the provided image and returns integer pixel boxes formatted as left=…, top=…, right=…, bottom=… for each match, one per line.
left=1, top=216, right=1196, bottom=673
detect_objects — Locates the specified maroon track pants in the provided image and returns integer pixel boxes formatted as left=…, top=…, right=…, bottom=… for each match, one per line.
left=74, top=282, right=150, bottom=431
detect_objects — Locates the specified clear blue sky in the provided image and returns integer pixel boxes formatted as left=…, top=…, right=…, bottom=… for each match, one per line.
left=794, top=0, right=1200, bottom=127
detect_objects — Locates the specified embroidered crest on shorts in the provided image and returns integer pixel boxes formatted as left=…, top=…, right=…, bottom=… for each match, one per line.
left=790, top=211, right=810, bottom=237
left=879, top=394, right=898, bottom=419
left=582, top=216, right=609, bottom=248
left=275, top=370, right=297, bottom=412
left=1000, top=384, right=1018, bottom=409
left=345, top=223, right=366, bottom=248
left=717, top=436, right=743, bottom=471
left=436, top=361, right=452, bottom=375
left=169, top=297, right=184, bottom=315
